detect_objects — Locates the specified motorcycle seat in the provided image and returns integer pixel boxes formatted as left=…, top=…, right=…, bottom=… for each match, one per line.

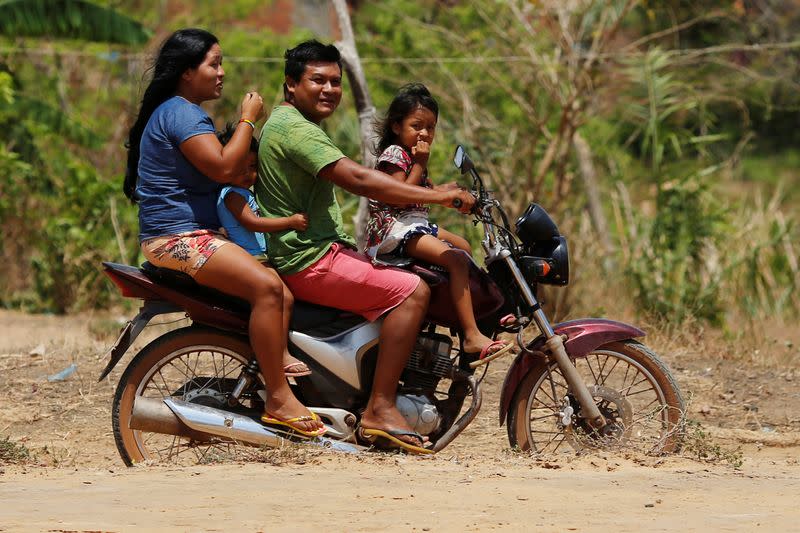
left=411, top=264, right=447, bottom=286
left=139, top=262, right=363, bottom=334
left=373, top=255, right=448, bottom=286
left=141, top=261, right=250, bottom=311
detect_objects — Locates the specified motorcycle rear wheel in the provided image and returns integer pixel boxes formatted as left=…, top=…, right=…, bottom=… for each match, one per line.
left=112, top=327, right=263, bottom=466
left=507, top=340, right=684, bottom=455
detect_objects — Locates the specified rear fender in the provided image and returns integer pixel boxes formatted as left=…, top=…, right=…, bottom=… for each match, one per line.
left=498, top=318, right=645, bottom=424
left=97, top=300, right=180, bottom=381
left=102, top=261, right=249, bottom=332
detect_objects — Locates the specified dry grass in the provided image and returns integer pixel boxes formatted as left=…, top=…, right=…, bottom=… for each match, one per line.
left=679, top=419, right=744, bottom=468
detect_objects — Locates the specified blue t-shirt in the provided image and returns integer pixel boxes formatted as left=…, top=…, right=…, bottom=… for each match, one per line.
left=136, top=96, right=219, bottom=241
left=217, top=186, right=267, bottom=256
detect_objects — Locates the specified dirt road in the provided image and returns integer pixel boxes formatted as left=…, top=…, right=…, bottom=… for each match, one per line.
left=1, top=310, right=799, bottom=531
left=1, top=451, right=798, bottom=531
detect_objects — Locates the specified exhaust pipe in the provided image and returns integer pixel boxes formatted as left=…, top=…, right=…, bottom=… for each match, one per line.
left=431, top=375, right=482, bottom=452
left=130, top=397, right=363, bottom=454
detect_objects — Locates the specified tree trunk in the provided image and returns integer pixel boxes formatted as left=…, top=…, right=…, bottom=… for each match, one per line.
left=573, top=132, right=613, bottom=259
left=332, top=0, right=376, bottom=249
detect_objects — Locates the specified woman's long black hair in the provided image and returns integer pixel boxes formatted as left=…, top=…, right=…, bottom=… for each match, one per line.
left=374, top=83, right=439, bottom=157
left=123, top=28, right=219, bottom=202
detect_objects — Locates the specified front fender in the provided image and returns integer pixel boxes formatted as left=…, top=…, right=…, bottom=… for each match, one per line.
left=498, top=318, right=645, bottom=425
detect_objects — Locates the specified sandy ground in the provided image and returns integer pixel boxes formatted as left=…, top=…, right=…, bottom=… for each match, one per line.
left=1, top=309, right=799, bottom=532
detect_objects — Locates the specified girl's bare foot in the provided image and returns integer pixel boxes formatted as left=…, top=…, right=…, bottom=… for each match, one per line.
left=462, top=332, right=507, bottom=356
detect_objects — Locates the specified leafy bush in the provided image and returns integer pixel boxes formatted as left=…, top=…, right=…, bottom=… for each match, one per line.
left=620, top=178, right=727, bottom=325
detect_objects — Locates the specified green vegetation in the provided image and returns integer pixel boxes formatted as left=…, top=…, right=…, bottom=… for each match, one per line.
left=681, top=420, right=744, bottom=469
left=0, top=435, right=32, bottom=465
left=0, top=1, right=796, bottom=336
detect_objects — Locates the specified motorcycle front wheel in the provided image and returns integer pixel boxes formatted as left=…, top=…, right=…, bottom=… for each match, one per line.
left=507, top=340, right=684, bottom=455
left=112, top=326, right=264, bottom=466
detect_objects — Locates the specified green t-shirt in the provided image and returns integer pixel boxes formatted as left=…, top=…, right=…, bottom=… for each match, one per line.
left=255, top=105, right=355, bottom=274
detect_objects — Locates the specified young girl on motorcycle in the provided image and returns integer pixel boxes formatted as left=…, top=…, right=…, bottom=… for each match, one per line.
left=365, top=83, right=509, bottom=360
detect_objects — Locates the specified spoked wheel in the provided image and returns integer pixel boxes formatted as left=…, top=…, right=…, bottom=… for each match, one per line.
left=112, top=327, right=264, bottom=466
left=508, top=340, right=684, bottom=455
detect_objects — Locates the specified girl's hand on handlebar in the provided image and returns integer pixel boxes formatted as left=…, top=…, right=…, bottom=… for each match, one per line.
left=240, top=91, right=265, bottom=123
left=447, top=189, right=475, bottom=214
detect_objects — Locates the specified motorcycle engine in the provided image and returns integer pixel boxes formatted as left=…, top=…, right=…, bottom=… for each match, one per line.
left=396, top=393, right=441, bottom=436
left=396, top=331, right=453, bottom=436
left=400, top=331, right=453, bottom=392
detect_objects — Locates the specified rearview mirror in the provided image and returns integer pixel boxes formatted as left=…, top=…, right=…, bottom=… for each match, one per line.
left=453, top=145, right=474, bottom=175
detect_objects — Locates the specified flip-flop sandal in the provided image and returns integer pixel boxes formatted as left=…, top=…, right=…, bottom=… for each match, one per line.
left=261, top=411, right=326, bottom=438
left=358, top=427, right=434, bottom=455
left=467, top=339, right=515, bottom=368
left=499, top=313, right=518, bottom=326
left=283, top=361, right=312, bottom=377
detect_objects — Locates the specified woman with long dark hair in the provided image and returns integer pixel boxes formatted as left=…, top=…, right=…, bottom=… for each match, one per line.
left=125, top=28, right=323, bottom=436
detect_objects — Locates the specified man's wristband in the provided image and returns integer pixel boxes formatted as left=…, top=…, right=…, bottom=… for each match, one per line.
left=239, top=118, right=255, bottom=130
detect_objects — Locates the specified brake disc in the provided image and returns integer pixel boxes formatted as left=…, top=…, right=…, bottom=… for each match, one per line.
left=564, top=384, right=634, bottom=451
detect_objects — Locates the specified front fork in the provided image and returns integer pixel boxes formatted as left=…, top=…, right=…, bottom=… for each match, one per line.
left=501, top=251, right=607, bottom=430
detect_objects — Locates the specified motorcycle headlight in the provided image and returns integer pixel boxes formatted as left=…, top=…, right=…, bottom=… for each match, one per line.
left=515, top=203, right=559, bottom=246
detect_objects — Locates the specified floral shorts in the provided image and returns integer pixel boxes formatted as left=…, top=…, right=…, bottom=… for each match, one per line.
left=141, top=229, right=231, bottom=278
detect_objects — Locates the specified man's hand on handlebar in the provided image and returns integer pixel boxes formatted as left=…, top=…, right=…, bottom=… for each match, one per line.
left=445, top=188, right=475, bottom=214
left=434, top=181, right=462, bottom=192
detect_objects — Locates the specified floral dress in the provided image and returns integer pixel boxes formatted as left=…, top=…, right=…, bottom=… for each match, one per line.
left=364, top=144, right=439, bottom=259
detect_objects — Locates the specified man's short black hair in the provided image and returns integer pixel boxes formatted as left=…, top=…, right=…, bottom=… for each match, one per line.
left=284, top=40, right=342, bottom=82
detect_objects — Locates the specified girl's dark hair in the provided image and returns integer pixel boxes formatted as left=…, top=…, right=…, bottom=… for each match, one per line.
left=374, top=83, right=439, bottom=156
left=123, top=28, right=219, bottom=202
left=216, top=122, right=258, bottom=152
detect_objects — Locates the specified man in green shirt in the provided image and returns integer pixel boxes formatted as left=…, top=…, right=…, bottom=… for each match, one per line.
left=256, top=40, right=473, bottom=452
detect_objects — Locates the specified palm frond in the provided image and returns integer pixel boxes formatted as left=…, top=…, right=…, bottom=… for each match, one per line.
left=0, top=0, right=150, bottom=45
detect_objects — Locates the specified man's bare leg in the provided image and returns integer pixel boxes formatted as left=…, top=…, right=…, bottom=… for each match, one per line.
left=360, top=281, right=430, bottom=445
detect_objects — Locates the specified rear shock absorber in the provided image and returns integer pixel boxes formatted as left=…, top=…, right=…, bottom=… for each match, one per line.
left=228, top=359, right=260, bottom=406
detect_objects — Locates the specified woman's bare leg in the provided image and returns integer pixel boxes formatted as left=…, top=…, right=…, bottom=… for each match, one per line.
left=195, top=245, right=321, bottom=432
left=405, top=234, right=501, bottom=354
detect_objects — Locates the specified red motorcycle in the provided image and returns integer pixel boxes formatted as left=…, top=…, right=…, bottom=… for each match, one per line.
left=100, top=145, right=684, bottom=464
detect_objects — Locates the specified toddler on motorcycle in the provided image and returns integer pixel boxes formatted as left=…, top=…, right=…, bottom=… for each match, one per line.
left=365, top=84, right=510, bottom=361
left=215, top=125, right=312, bottom=378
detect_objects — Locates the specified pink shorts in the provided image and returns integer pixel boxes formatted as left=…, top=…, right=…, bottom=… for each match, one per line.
left=141, top=229, right=230, bottom=278
left=282, top=243, right=420, bottom=322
